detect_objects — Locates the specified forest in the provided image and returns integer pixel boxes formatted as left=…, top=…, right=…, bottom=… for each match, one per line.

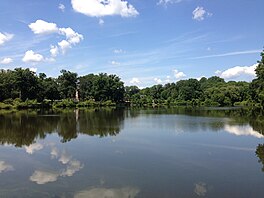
left=0, top=50, right=264, bottom=109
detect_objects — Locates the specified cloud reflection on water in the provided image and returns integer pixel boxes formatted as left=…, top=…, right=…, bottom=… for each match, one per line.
left=224, top=125, right=264, bottom=138
left=24, top=143, right=44, bottom=154
left=194, top=182, right=207, bottom=196
left=0, top=161, right=14, bottom=173
left=29, top=143, right=84, bottom=184
left=30, top=170, right=59, bottom=184
left=74, top=187, right=140, bottom=198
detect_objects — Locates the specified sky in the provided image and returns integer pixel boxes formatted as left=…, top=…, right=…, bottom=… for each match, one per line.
left=0, top=0, right=263, bottom=87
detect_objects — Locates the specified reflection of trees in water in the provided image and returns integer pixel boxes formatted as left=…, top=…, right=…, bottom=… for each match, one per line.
left=79, top=109, right=124, bottom=137
left=57, top=111, right=78, bottom=143
left=256, top=144, right=264, bottom=172
left=0, top=108, right=125, bottom=146
left=1, top=108, right=264, bottom=152
left=0, top=112, right=59, bottom=147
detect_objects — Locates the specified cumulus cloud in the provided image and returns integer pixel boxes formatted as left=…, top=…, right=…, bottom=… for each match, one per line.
left=58, top=40, right=72, bottom=54
left=30, top=170, right=59, bottom=184
left=174, top=69, right=186, bottom=79
left=0, top=57, right=13, bottom=64
left=29, top=67, right=38, bottom=73
left=71, top=0, right=139, bottom=17
left=28, top=20, right=83, bottom=57
left=28, top=20, right=58, bottom=34
left=0, top=161, right=14, bottom=173
left=0, top=32, right=14, bottom=46
left=50, top=45, right=59, bottom=57
left=74, top=187, right=140, bottom=198
left=192, top=7, right=212, bottom=21
left=154, top=78, right=162, bottom=84
left=59, top=3, right=65, bottom=12
left=216, top=63, right=257, bottom=80
left=22, top=50, right=44, bottom=63
left=59, top=27, right=84, bottom=45
left=130, top=77, right=141, bottom=84
left=165, top=76, right=171, bottom=83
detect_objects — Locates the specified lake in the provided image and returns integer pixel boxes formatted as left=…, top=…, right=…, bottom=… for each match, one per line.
left=0, top=107, right=264, bottom=198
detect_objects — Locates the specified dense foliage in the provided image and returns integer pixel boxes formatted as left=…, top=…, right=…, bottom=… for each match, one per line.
left=0, top=49, right=264, bottom=108
left=0, top=69, right=125, bottom=108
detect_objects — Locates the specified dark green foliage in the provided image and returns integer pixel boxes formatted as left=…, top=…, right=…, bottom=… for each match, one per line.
left=250, top=49, right=264, bottom=106
left=79, top=73, right=124, bottom=103
left=58, top=70, right=78, bottom=99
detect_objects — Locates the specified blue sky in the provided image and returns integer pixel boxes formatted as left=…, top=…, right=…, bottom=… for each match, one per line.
left=0, top=0, right=263, bottom=87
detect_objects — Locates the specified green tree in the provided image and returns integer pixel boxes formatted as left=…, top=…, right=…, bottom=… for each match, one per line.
left=58, top=70, right=78, bottom=99
left=13, top=68, right=40, bottom=101
left=250, top=49, right=264, bottom=106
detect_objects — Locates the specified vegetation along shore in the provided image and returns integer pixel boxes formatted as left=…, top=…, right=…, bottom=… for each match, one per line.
left=1, top=50, right=264, bottom=110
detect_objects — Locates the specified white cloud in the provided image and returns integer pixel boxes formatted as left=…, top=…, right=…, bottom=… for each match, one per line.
left=217, top=63, right=257, bottom=79
left=24, top=143, right=44, bottom=154
left=71, top=0, right=139, bottom=17
left=59, top=3, right=65, bottom=12
left=28, top=20, right=59, bottom=34
left=0, top=57, right=13, bottom=64
left=157, top=0, right=182, bottom=6
left=165, top=76, right=171, bottom=83
left=56, top=28, right=83, bottom=54
left=114, top=49, right=125, bottom=54
left=30, top=170, right=59, bottom=184
left=58, top=40, right=72, bottom=54
left=0, top=32, right=14, bottom=46
left=130, top=77, right=141, bottom=84
left=192, top=7, right=212, bottom=21
left=154, top=78, right=163, bottom=84
left=174, top=69, right=186, bottom=79
left=196, top=76, right=205, bottom=81
left=50, top=45, right=59, bottom=57
left=215, top=70, right=222, bottom=75
left=74, top=187, right=140, bottom=198
left=0, top=161, right=14, bottom=173
left=99, top=18, right=105, bottom=25
left=59, top=28, right=84, bottom=45
left=110, top=60, right=120, bottom=65
left=29, top=67, right=38, bottom=73
left=28, top=20, right=84, bottom=57
left=22, top=50, right=44, bottom=63
left=192, top=49, right=261, bottom=60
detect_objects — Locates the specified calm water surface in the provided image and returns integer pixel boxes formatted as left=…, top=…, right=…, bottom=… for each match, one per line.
left=0, top=108, right=264, bottom=197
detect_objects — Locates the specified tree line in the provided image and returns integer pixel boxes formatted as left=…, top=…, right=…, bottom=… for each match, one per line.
left=0, top=50, right=264, bottom=108
left=126, top=50, right=264, bottom=107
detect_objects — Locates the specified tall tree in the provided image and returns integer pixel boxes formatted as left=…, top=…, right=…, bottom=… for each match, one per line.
left=13, top=68, right=40, bottom=101
left=250, top=49, right=264, bottom=106
left=58, top=70, right=78, bottom=99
